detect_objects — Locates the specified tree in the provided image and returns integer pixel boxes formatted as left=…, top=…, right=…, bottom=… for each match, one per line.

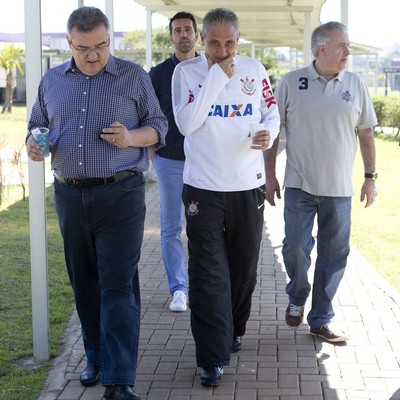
left=261, top=48, right=283, bottom=91
left=238, top=47, right=282, bottom=91
left=120, top=27, right=171, bottom=66
left=0, top=44, right=25, bottom=114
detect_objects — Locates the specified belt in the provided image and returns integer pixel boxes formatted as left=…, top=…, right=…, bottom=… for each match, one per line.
left=54, top=170, right=140, bottom=189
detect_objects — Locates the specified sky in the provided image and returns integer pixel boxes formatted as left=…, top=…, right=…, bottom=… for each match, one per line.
left=1, top=0, right=398, bottom=49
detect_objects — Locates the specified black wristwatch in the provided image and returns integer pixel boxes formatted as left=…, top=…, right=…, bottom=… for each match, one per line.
left=364, top=172, right=378, bottom=180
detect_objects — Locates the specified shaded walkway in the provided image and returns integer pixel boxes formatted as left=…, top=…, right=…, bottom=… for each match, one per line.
left=39, top=151, right=400, bottom=400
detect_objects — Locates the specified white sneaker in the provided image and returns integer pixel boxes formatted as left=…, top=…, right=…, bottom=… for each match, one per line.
left=169, top=290, right=187, bottom=312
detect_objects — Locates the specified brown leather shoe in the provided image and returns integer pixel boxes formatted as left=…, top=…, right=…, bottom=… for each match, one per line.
left=79, top=364, right=100, bottom=386
left=310, top=323, right=348, bottom=343
left=103, top=385, right=141, bottom=400
left=285, top=303, right=304, bottom=328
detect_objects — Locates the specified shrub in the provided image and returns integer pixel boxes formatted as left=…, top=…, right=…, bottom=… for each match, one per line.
left=372, top=97, right=386, bottom=132
left=372, top=96, right=400, bottom=140
left=384, top=97, right=400, bottom=136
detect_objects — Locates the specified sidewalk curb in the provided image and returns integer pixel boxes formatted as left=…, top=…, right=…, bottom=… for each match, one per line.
left=38, top=311, right=81, bottom=400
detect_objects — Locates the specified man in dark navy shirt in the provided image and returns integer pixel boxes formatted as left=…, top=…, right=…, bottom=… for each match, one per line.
left=149, top=12, right=198, bottom=313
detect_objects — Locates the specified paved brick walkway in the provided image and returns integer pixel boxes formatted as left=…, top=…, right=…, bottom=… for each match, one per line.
left=39, top=152, right=400, bottom=400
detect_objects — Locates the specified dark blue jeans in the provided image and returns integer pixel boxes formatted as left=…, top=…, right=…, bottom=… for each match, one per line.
left=282, top=188, right=351, bottom=328
left=54, top=173, right=145, bottom=385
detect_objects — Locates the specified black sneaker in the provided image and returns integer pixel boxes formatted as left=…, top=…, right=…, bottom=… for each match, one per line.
left=285, top=303, right=305, bottom=328
left=231, top=336, right=241, bottom=352
left=200, top=366, right=223, bottom=386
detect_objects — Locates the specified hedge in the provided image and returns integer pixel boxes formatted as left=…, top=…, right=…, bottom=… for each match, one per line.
left=372, top=96, right=400, bottom=137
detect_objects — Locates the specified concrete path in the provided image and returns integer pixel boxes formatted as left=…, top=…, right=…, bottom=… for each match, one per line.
left=38, top=152, right=400, bottom=400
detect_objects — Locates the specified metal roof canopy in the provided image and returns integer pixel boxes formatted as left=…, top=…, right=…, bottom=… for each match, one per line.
left=135, top=0, right=380, bottom=69
left=137, top=1, right=322, bottom=50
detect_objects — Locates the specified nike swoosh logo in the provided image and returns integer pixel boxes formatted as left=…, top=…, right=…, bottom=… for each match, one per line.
left=258, top=203, right=264, bottom=209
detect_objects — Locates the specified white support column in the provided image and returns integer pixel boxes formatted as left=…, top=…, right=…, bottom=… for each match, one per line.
left=105, top=0, right=115, bottom=54
left=251, top=42, right=256, bottom=60
left=374, top=53, right=378, bottom=96
left=341, top=0, right=349, bottom=25
left=303, top=12, right=312, bottom=65
left=340, top=0, right=352, bottom=71
left=25, top=0, right=50, bottom=361
left=289, top=48, right=293, bottom=70
left=145, top=9, right=152, bottom=71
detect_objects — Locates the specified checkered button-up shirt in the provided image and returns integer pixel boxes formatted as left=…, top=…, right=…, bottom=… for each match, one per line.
left=28, top=55, right=167, bottom=179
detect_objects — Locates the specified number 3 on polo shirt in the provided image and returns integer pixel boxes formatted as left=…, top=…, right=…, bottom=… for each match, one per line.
left=299, top=77, right=308, bottom=90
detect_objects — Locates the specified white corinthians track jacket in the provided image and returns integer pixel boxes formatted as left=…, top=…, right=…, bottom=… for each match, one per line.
left=172, top=54, right=280, bottom=192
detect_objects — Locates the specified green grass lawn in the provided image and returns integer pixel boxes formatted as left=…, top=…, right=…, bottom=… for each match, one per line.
left=0, top=104, right=28, bottom=149
left=0, top=105, right=74, bottom=399
left=351, top=132, right=400, bottom=290
left=0, top=186, right=75, bottom=400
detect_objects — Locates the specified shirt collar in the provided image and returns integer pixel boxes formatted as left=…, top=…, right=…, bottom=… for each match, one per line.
left=308, top=60, right=345, bottom=82
left=64, top=55, right=118, bottom=76
left=172, top=53, right=180, bottom=66
left=172, top=51, right=199, bottom=66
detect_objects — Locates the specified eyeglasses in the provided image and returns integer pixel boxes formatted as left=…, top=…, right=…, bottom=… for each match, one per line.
left=70, top=38, right=110, bottom=55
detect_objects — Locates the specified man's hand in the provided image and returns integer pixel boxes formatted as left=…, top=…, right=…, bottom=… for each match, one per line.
left=360, top=179, right=378, bottom=208
left=26, top=135, right=45, bottom=162
left=252, top=130, right=271, bottom=151
left=101, top=122, right=160, bottom=148
left=265, top=175, right=281, bottom=206
left=206, top=53, right=235, bottom=78
left=101, top=122, right=130, bottom=148
left=218, top=54, right=235, bottom=78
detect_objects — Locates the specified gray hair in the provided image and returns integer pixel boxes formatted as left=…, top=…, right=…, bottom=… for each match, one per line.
left=201, top=8, right=240, bottom=36
left=67, top=6, right=109, bottom=37
left=311, top=21, right=348, bottom=58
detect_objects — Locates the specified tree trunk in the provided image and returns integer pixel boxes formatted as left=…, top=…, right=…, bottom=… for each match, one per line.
left=1, top=70, right=13, bottom=114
